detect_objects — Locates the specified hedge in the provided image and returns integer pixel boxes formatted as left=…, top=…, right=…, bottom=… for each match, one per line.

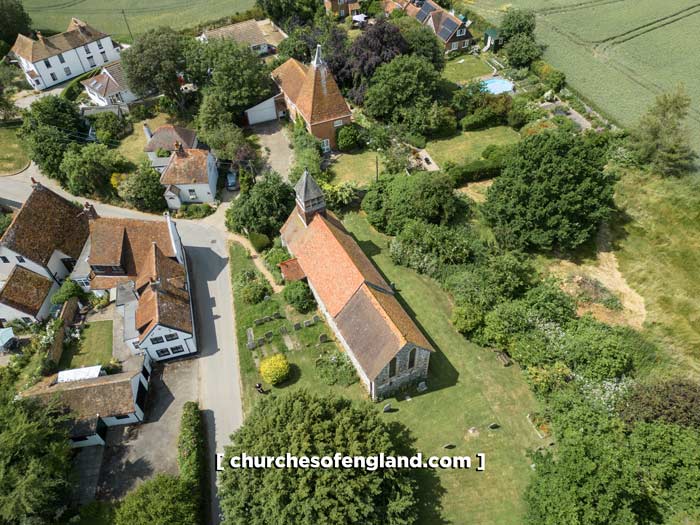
left=177, top=401, right=206, bottom=523
left=60, top=68, right=99, bottom=101
left=444, top=158, right=502, bottom=186
left=249, top=232, right=271, bottom=252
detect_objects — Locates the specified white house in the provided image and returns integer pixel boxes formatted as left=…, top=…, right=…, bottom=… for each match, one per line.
left=160, top=146, right=218, bottom=210
left=143, top=124, right=199, bottom=173
left=0, top=183, right=90, bottom=323
left=199, top=19, right=269, bottom=55
left=21, top=356, right=153, bottom=448
left=10, top=18, right=121, bottom=90
left=81, top=60, right=137, bottom=106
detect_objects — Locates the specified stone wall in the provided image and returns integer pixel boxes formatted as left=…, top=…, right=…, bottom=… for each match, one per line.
left=46, top=296, right=79, bottom=364
left=374, top=344, right=430, bottom=400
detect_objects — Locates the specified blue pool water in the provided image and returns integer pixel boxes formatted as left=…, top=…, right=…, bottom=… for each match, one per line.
left=484, top=77, right=514, bottom=95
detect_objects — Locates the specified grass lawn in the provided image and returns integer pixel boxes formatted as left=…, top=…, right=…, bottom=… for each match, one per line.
left=59, top=320, right=114, bottom=370
left=614, top=169, right=700, bottom=378
left=443, top=55, right=492, bottom=85
left=117, top=113, right=183, bottom=165
left=23, top=0, right=255, bottom=42
left=426, top=126, right=520, bottom=167
left=330, top=150, right=378, bottom=188
left=0, top=126, right=29, bottom=175
left=341, top=212, right=544, bottom=524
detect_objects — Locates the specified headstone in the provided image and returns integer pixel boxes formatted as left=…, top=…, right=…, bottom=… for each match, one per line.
left=247, top=341, right=257, bottom=350
left=313, top=315, right=320, bottom=323
left=319, top=333, right=328, bottom=343
left=273, top=312, right=282, bottom=319
left=279, top=326, right=288, bottom=335
left=468, top=427, right=478, bottom=435
left=246, top=328, right=254, bottom=345
left=263, top=316, right=272, bottom=323
left=417, top=381, right=428, bottom=393
left=488, top=422, right=500, bottom=430
left=254, top=318, right=264, bottom=326
left=265, top=331, right=273, bottom=341
left=383, top=403, right=392, bottom=413
left=293, top=322, right=302, bottom=331
left=303, top=319, right=313, bottom=328
left=263, top=295, right=271, bottom=301
left=404, top=394, right=412, bottom=402
left=442, top=443, right=455, bottom=450
left=257, top=338, right=265, bottom=347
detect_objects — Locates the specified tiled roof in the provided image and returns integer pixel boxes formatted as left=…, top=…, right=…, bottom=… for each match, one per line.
left=272, top=48, right=351, bottom=125
left=278, top=258, right=305, bottom=281
left=0, top=184, right=89, bottom=266
left=89, top=218, right=174, bottom=290
left=294, top=170, right=324, bottom=202
left=22, top=369, right=140, bottom=420
left=144, top=125, right=197, bottom=153
left=88, top=223, right=125, bottom=266
left=202, top=19, right=266, bottom=47
left=160, top=149, right=211, bottom=185
left=0, top=266, right=53, bottom=317
left=11, top=18, right=109, bottom=62
left=81, top=60, right=126, bottom=97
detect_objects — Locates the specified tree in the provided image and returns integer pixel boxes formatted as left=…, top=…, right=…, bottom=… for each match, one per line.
left=0, top=390, right=71, bottom=524
left=392, top=16, right=445, bottom=72
left=0, top=0, right=31, bottom=48
left=122, top=28, right=186, bottom=110
left=632, top=85, right=697, bottom=176
left=0, top=91, right=16, bottom=120
left=219, top=390, right=418, bottom=525
left=278, top=25, right=313, bottom=62
left=118, top=162, right=167, bottom=212
left=115, top=474, right=199, bottom=525
left=364, top=55, right=440, bottom=122
left=505, top=34, right=543, bottom=68
left=283, top=280, right=315, bottom=313
left=618, top=380, right=700, bottom=429
left=336, top=123, right=365, bottom=151
left=483, top=130, right=616, bottom=251
left=20, top=95, right=82, bottom=132
left=500, top=8, right=536, bottom=41
left=255, top=0, right=318, bottom=25
left=259, top=353, right=290, bottom=385
left=51, top=279, right=87, bottom=305
left=225, top=172, right=295, bottom=237
left=91, top=111, right=126, bottom=145
left=61, top=143, right=128, bottom=197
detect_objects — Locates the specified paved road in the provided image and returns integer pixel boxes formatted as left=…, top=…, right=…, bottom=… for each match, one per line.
left=0, top=165, right=242, bottom=524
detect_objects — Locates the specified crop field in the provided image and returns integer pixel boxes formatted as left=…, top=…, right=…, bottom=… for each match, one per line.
left=23, top=0, right=256, bottom=42
left=465, top=0, right=700, bottom=142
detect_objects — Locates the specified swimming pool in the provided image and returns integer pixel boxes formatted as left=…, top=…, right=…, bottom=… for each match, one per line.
left=483, top=77, right=514, bottom=95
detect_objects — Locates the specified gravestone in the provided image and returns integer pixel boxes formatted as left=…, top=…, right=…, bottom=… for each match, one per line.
left=265, top=331, right=274, bottom=341
left=247, top=341, right=257, bottom=350
left=257, top=338, right=265, bottom=347
left=263, top=295, right=270, bottom=301
left=293, top=322, right=302, bottom=331
left=303, top=319, right=314, bottom=328
left=405, top=394, right=412, bottom=402
left=254, top=318, right=264, bottom=326
left=279, top=326, right=288, bottom=335
left=383, top=403, right=392, bottom=413
left=263, top=316, right=272, bottom=323
left=273, top=312, right=282, bottom=319
left=442, top=443, right=455, bottom=450
left=313, top=315, right=320, bottom=323
left=488, top=422, right=500, bottom=430
left=417, top=381, right=428, bottom=393
left=319, top=333, right=328, bottom=343
left=246, top=328, right=254, bottom=345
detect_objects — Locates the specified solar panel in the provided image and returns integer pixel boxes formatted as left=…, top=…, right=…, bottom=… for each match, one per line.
left=438, top=26, right=453, bottom=41
left=442, top=17, right=458, bottom=33
left=416, top=2, right=436, bottom=22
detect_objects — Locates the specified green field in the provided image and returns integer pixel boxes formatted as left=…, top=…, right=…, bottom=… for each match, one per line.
left=426, top=126, right=520, bottom=167
left=23, top=0, right=255, bottom=42
left=466, top=0, right=700, bottom=143
left=0, top=126, right=29, bottom=175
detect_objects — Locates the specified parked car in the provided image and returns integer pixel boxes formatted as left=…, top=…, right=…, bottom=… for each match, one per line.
left=226, top=171, right=239, bottom=191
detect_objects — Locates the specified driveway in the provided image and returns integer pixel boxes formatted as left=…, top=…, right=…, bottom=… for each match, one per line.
left=13, top=85, right=64, bottom=109
left=251, top=121, right=293, bottom=179
left=97, top=359, right=198, bottom=500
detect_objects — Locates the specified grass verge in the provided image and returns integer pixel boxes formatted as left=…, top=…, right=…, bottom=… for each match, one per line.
left=0, top=126, right=29, bottom=175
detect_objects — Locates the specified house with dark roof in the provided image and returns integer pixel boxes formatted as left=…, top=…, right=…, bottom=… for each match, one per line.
left=199, top=19, right=271, bottom=55
left=397, top=0, right=474, bottom=52
left=160, top=145, right=218, bottom=210
left=280, top=171, right=433, bottom=400
left=10, top=18, right=121, bottom=90
left=21, top=356, right=153, bottom=448
left=143, top=123, right=200, bottom=173
left=69, top=211, right=196, bottom=362
left=0, top=183, right=90, bottom=323
left=249, top=45, right=352, bottom=151
left=81, top=59, right=137, bottom=106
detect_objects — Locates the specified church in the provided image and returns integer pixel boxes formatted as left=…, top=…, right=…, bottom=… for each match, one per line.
left=280, top=171, right=433, bottom=400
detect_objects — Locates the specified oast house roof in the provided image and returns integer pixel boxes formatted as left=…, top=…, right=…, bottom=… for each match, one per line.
left=272, top=46, right=351, bottom=125
left=281, top=205, right=432, bottom=380
left=11, top=18, right=109, bottom=62
left=0, top=184, right=90, bottom=266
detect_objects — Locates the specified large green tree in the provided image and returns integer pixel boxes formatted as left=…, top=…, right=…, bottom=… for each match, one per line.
left=0, top=0, right=31, bottom=48
left=0, top=390, right=71, bottom=524
left=632, top=85, right=697, bottom=176
left=118, top=162, right=167, bottom=212
left=115, top=474, right=200, bottom=525
left=500, top=8, right=536, bottom=41
left=61, top=143, right=128, bottom=197
left=219, top=390, right=418, bottom=525
left=225, top=172, right=295, bottom=237
left=505, top=33, right=543, bottom=68
left=483, top=130, right=616, bottom=251
left=255, top=0, right=318, bottom=25
left=122, top=28, right=187, bottom=110
left=392, top=16, right=445, bottom=72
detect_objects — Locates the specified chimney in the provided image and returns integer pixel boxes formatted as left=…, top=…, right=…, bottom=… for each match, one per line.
left=30, top=177, right=40, bottom=188
left=175, top=142, right=185, bottom=156
left=36, top=31, right=45, bottom=43
left=143, top=123, right=153, bottom=140
left=83, top=202, right=99, bottom=221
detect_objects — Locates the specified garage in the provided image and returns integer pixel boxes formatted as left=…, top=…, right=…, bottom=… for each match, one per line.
left=245, top=96, right=277, bottom=125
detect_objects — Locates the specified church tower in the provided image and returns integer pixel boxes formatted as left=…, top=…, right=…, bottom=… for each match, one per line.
left=294, top=169, right=326, bottom=225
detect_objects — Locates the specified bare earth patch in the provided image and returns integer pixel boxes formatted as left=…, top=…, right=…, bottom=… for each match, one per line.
left=457, top=179, right=493, bottom=203
left=549, top=226, right=646, bottom=329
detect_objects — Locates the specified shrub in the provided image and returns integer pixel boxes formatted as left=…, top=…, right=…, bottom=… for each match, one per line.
left=263, top=244, right=291, bottom=284
left=315, top=350, right=358, bottom=386
left=177, top=203, right=215, bottom=219
left=60, top=69, right=98, bottom=100
left=115, top=474, right=199, bottom=525
left=128, top=103, right=155, bottom=122
left=241, top=279, right=271, bottom=305
left=443, top=158, right=502, bottom=185
left=248, top=232, right=271, bottom=252
left=178, top=402, right=205, bottom=520
left=618, top=380, right=700, bottom=429
left=51, top=279, right=87, bottom=305
left=259, top=353, right=290, bottom=385
left=321, top=181, right=356, bottom=211
left=337, top=124, right=366, bottom=152
left=283, top=280, right=315, bottom=313
left=91, top=111, right=128, bottom=144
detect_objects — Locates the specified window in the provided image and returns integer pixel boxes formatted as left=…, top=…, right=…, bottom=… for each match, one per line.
left=64, top=66, right=71, bottom=76
left=22, top=317, right=32, bottom=323
left=170, top=345, right=185, bottom=354
left=0, top=319, right=6, bottom=325
left=165, top=333, right=179, bottom=341
left=50, top=73, right=57, bottom=82
left=457, top=28, right=466, bottom=37
left=58, top=53, right=65, bottom=64
left=83, top=44, right=90, bottom=53
left=188, top=189, right=197, bottom=200
left=115, top=414, right=131, bottom=420
left=333, top=119, right=344, bottom=128
left=75, top=278, right=90, bottom=287
left=100, top=51, right=107, bottom=62
left=97, top=40, right=104, bottom=50
left=156, top=348, right=171, bottom=358
left=16, top=256, right=25, bottom=263
left=87, top=56, right=96, bottom=67
left=339, top=8, right=345, bottom=16
left=43, top=58, right=51, bottom=68
left=451, top=42, right=459, bottom=51
left=389, top=357, right=397, bottom=378
left=0, top=256, right=8, bottom=263
left=150, top=336, right=165, bottom=344
left=321, top=138, right=331, bottom=153
left=408, top=347, right=417, bottom=369
left=71, top=436, right=89, bottom=442
left=34, top=79, right=40, bottom=86
left=462, top=40, right=469, bottom=48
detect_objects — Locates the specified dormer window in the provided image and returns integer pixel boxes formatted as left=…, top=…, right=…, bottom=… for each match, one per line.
left=457, top=28, right=466, bottom=37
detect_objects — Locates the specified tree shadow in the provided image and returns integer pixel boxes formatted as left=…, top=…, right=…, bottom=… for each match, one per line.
left=273, top=363, right=301, bottom=389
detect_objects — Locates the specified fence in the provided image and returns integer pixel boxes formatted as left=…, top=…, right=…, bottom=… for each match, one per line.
left=46, top=296, right=79, bottom=364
